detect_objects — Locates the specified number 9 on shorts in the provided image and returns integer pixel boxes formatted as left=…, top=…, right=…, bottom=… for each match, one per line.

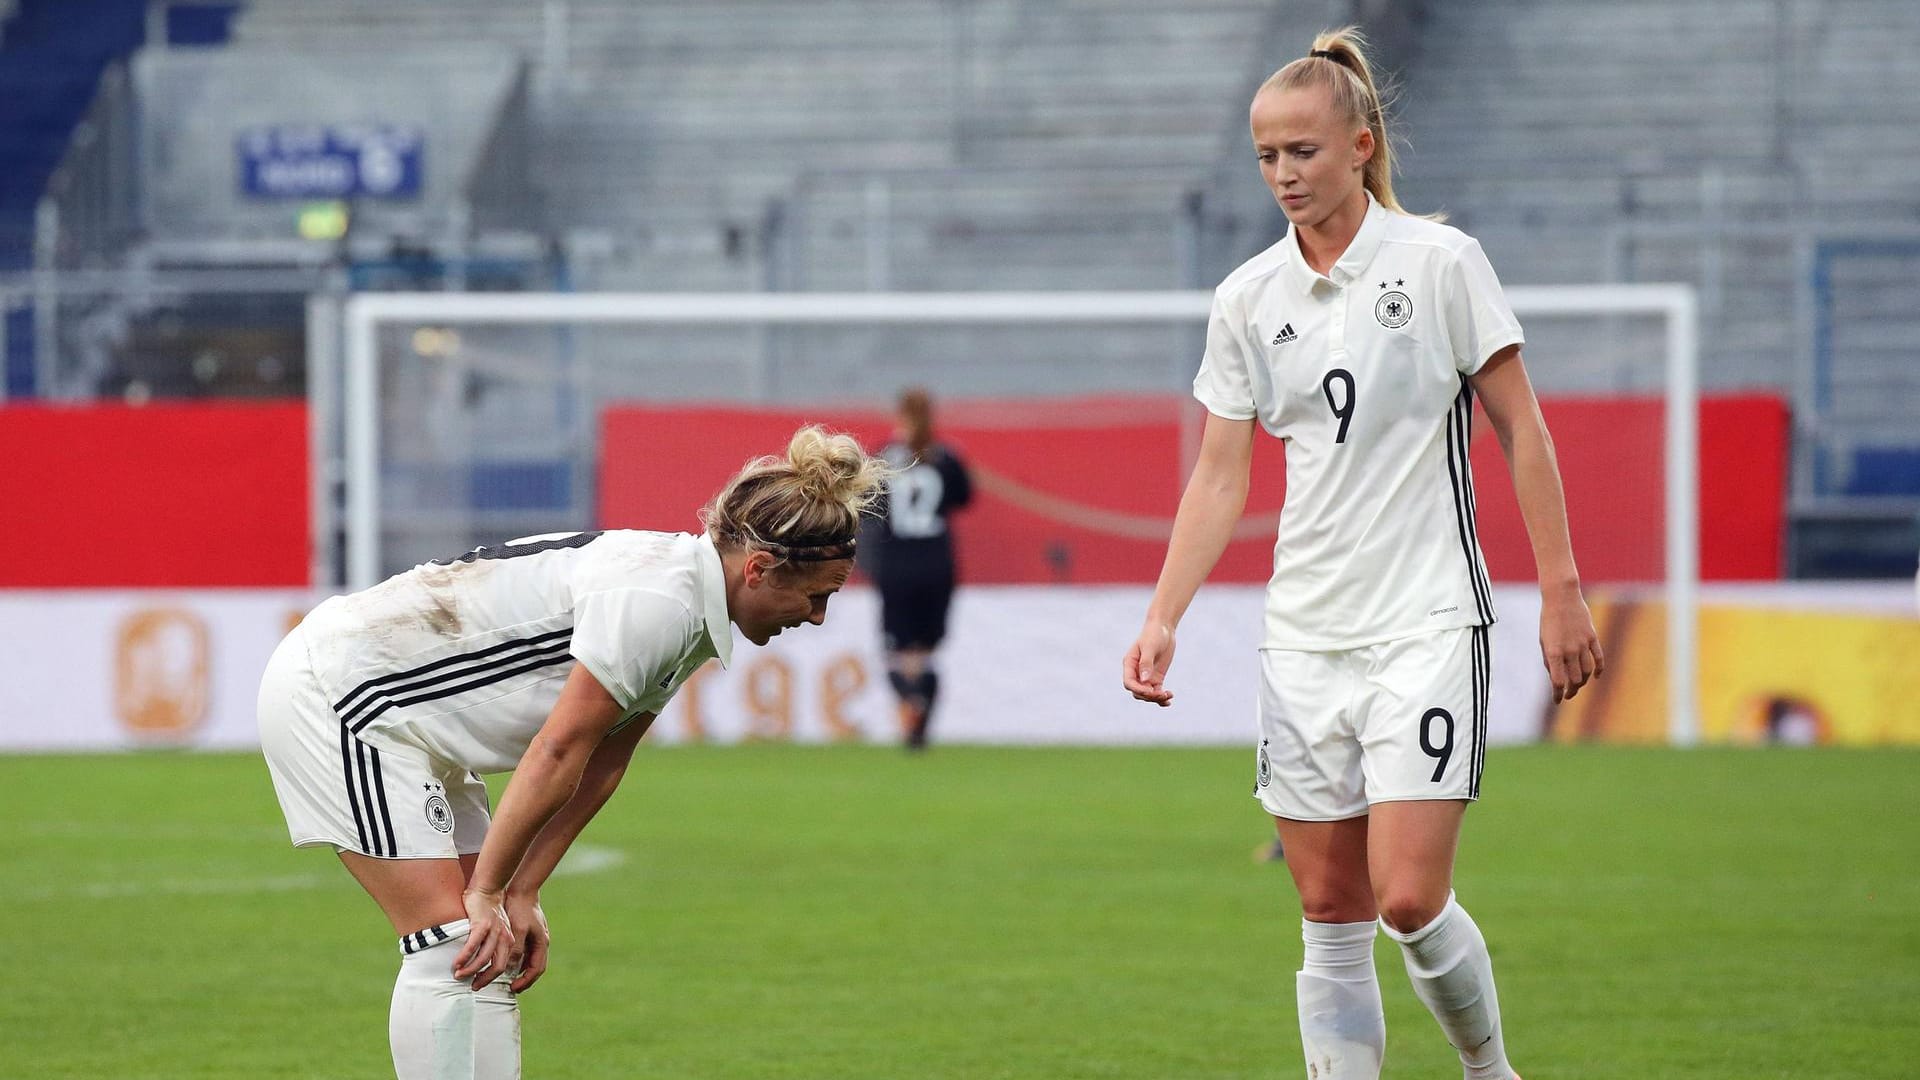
left=1253, top=625, right=1490, bottom=821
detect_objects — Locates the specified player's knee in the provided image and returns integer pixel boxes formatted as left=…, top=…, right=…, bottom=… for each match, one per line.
left=1376, top=892, right=1446, bottom=934
left=1297, top=881, right=1376, bottom=925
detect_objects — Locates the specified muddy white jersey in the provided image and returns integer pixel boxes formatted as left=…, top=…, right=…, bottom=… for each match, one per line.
left=300, top=530, right=734, bottom=772
left=1192, top=193, right=1523, bottom=649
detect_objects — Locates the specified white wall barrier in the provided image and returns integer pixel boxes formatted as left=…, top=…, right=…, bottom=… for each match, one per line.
left=0, top=585, right=1560, bottom=753
left=0, top=590, right=313, bottom=752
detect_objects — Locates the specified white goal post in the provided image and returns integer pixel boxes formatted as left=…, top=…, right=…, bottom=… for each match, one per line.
left=327, top=286, right=1699, bottom=743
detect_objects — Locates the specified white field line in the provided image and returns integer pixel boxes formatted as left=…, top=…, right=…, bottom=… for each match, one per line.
left=16, top=843, right=627, bottom=902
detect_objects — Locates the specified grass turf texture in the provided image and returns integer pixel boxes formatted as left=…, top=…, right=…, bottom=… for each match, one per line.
left=4, top=745, right=1917, bottom=1078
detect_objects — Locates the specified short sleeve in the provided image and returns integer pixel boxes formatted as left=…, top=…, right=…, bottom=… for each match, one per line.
left=570, top=587, right=699, bottom=712
left=1192, top=288, right=1259, bottom=420
left=938, top=451, right=972, bottom=510
left=1441, top=238, right=1526, bottom=375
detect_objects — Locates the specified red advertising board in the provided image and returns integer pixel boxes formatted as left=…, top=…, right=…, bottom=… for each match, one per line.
left=0, top=402, right=310, bottom=587
left=601, top=393, right=1787, bottom=584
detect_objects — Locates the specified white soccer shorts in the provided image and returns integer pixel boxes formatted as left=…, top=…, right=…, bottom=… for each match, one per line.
left=1254, top=625, right=1490, bottom=821
left=259, top=624, right=491, bottom=858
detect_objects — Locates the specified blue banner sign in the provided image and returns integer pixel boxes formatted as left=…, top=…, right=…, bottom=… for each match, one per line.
left=237, top=125, right=424, bottom=199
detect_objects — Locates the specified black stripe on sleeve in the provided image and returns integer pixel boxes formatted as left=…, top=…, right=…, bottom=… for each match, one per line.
left=333, top=627, right=573, bottom=717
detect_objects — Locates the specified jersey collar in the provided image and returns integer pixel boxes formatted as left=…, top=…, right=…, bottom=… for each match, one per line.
left=1282, top=190, right=1389, bottom=295
left=694, top=533, right=735, bottom=669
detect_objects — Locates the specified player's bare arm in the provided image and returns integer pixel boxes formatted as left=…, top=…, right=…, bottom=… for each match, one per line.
left=1126, top=412, right=1255, bottom=706
left=497, top=710, right=652, bottom=992
left=1469, top=345, right=1604, bottom=702
left=455, top=663, right=625, bottom=987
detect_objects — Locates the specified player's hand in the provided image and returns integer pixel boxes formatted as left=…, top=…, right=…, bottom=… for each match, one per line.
left=1540, top=583, right=1604, bottom=703
left=453, top=887, right=515, bottom=990
left=1124, top=621, right=1177, bottom=707
left=505, top=892, right=551, bottom=993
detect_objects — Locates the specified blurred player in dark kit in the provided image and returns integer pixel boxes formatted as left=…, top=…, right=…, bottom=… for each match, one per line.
left=865, top=389, right=973, bottom=749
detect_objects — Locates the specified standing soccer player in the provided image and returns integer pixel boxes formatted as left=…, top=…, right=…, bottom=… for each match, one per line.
left=1123, top=29, right=1602, bottom=1080
left=865, top=388, right=973, bottom=750
left=259, top=427, right=885, bottom=1079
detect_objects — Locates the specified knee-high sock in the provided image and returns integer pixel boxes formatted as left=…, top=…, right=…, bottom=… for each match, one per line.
left=1296, top=919, right=1385, bottom=1080
left=1379, top=893, right=1512, bottom=1080
left=390, top=919, right=522, bottom=1080
left=887, top=669, right=916, bottom=706
left=909, top=670, right=940, bottom=745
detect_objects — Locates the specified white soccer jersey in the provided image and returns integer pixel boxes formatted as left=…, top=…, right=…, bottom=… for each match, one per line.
left=1193, top=193, right=1523, bottom=650
left=300, top=530, right=733, bottom=773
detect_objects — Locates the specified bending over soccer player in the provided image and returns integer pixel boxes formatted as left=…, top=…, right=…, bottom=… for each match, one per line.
left=259, top=427, right=886, bottom=1079
left=1123, top=29, right=1603, bottom=1080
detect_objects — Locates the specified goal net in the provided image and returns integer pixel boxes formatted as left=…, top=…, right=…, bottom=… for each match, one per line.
left=320, top=287, right=1698, bottom=744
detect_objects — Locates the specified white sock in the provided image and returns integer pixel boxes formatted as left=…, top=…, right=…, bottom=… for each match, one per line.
left=389, top=919, right=522, bottom=1080
left=1296, top=919, right=1386, bottom=1080
left=1380, top=893, right=1512, bottom=1080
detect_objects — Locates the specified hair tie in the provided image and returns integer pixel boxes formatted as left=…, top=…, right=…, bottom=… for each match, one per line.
left=1309, top=49, right=1341, bottom=61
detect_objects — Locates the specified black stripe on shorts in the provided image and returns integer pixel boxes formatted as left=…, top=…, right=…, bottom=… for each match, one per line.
left=338, top=729, right=397, bottom=857
left=1469, top=625, right=1489, bottom=798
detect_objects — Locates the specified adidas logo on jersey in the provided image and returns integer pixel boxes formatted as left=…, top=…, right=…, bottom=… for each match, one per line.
left=1271, top=323, right=1298, bottom=345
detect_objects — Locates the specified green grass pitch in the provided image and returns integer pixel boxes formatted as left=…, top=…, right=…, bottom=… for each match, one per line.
left=4, top=745, right=1917, bottom=1078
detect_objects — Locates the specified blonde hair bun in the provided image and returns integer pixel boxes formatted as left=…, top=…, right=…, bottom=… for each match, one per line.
left=785, top=425, right=886, bottom=509
left=702, top=424, right=890, bottom=562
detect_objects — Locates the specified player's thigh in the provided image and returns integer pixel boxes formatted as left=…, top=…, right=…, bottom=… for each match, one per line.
left=338, top=850, right=469, bottom=936
left=1354, top=625, right=1489, bottom=808
left=1365, top=798, right=1466, bottom=933
left=339, top=760, right=492, bottom=933
left=1273, top=815, right=1375, bottom=923
left=886, top=645, right=934, bottom=678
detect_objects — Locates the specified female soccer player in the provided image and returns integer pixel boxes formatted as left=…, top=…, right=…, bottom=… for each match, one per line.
left=865, top=388, right=973, bottom=749
left=1123, top=29, right=1602, bottom=1080
left=259, top=426, right=886, bottom=1079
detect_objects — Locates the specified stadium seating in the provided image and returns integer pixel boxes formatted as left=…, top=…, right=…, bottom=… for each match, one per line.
left=0, top=0, right=145, bottom=269
left=231, top=0, right=1295, bottom=293
left=1393, top=0, right=1920, bottom=551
